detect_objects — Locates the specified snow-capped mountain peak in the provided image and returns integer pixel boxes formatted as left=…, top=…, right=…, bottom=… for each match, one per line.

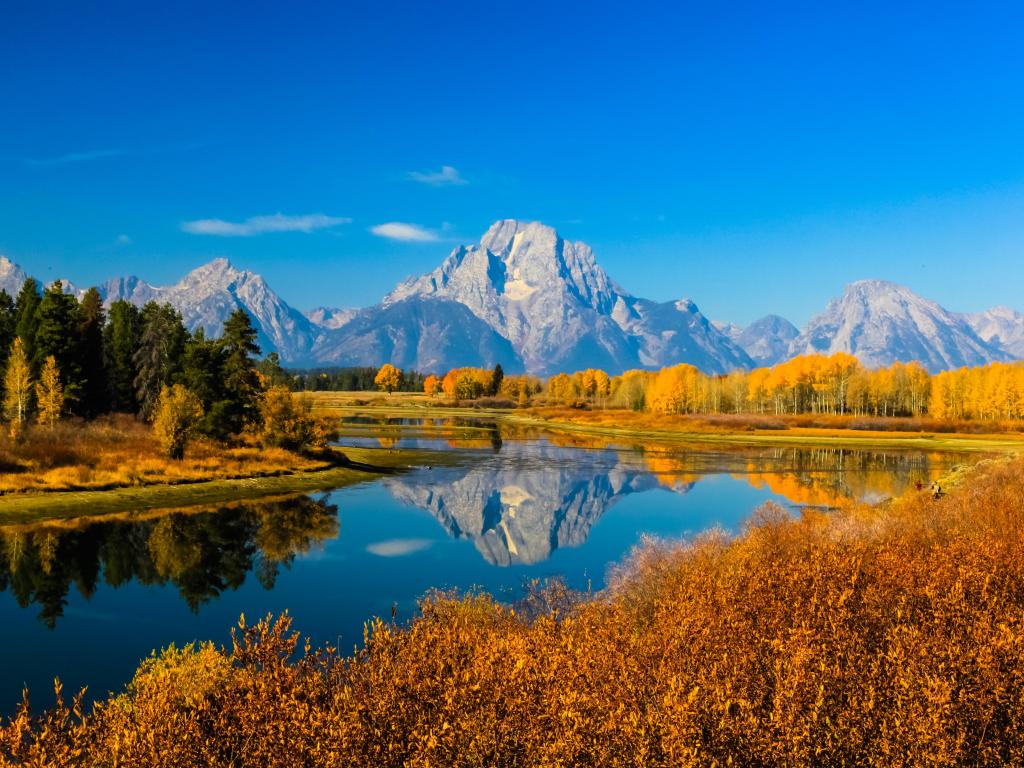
left=789, top=279, right=1009, bottom=371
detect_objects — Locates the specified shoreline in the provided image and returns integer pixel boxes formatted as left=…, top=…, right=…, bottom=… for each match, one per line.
left=0, top=446, right=455, bottom=525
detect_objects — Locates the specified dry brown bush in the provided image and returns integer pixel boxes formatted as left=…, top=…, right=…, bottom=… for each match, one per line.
left=3, top=457, right=1024, bottom=766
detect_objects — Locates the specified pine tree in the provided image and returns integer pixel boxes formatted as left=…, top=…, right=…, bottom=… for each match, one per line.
left=3, top=338, right=32, bottom=437
left=35, top=355, right=63, bottom=428
left=219, top=308, right=262, bottom=433
left=133, top=302, right=188, bottom=419
left=103, top=300, right=142, bottom=413
left=490, top=363, right=504, bottom=397
left=34, top=281, right=83, bottom=404
left=77, top=287, right=107, bottom=417
left=0, top=290, right=16, bottom=401
left=13, top=278, right=41, bottom=371
left=179, top=328, right=231, bottom=438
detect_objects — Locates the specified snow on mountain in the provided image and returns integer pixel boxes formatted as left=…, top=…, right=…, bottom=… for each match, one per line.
left=789, top=280, right=1009, bottom=372
left=383, top=219, right=752, bottom=375
left=101, top=259, right=318, bottom=362
left=0, top=256, right=29, bottom=297
left=963, top=306, right=1024, bottom=359
left=306, top=306, right=358, bottom=330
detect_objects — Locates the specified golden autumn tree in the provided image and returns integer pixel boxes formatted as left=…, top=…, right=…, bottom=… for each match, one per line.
left=3, top=337, right=32, bottom=437
left=152, top=384, right=204, bottom=460
left=34, top=355, right=64, bottom=428
left=423, top=374, right=443, bottom=397
left=374, top=364, right=403, bottom=393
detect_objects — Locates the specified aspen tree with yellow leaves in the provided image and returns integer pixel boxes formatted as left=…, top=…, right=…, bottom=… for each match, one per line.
left=3, top=337, right=32, bottom=437
left=35, top=355, right=64, bottom=428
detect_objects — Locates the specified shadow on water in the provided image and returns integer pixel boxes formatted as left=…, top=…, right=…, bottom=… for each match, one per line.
left=0, top=495, right=338, bottom=629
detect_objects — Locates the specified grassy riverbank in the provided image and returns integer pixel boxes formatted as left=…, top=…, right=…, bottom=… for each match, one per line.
left=3, top=450, right=1022, bottom=765
left=0, top=421, right=455, bottom=524
left=308, top=391, right=1024, bottom=453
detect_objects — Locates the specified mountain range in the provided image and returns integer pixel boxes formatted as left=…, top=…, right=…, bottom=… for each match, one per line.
left=0, top=219, right=1021, bottom=374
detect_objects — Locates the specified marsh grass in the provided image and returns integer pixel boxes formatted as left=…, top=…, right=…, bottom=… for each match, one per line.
left=0, top=415, right=331, bottom=495
left=3, top=455, right=1023, bottom=765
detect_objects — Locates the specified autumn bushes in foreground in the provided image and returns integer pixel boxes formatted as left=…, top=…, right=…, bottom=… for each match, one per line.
left=4, top=459, right=1024, bottom=766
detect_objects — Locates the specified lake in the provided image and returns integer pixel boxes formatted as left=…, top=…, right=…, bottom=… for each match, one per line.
left=0, top=417, right=975, bottom=711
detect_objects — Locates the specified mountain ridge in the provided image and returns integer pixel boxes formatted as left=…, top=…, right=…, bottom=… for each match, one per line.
left=1, top=226, right=1022, bottom=374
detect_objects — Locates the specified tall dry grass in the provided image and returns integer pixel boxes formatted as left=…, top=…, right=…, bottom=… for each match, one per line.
left=3, top=457, right=1023, bottom=766
left=0, top=416, right=330, bottom=494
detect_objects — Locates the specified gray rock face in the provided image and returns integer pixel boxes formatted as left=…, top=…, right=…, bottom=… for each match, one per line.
left=384, top=442, right=679, bottom=565
left=306, top=306, right=358, bottom=330
left=733, top=314, right=800, bottom=367
left=963, top=306, right=1024, bottom=359
left=789, top=280, right=1009, bottom=372
left=101, top=259, right=318, bottom=362
left=385, top=220, right=752, bottom=375
left=310, top=297, right=522, bottom=372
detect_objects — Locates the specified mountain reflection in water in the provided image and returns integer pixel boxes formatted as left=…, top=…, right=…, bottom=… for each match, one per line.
left=0, top=438, right=968, bottom=627
left=381, top=440, right=961, bottom=566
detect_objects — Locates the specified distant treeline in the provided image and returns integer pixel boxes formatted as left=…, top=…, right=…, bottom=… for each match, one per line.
left=285, top=367, right=427, bottom=393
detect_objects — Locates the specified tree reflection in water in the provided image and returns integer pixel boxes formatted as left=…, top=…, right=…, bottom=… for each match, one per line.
left=0, top=495, right=338, bottom=628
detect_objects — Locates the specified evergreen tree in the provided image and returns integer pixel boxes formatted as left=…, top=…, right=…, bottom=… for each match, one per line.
left=490, top=363, right=504, bottom=397
left=0, top=290, right=16, bottom=399
left=180, top=328, right=231, bottom=438
left=218, top=308, right=262, bottom=434
left=133, top=302, right=188, bottom=419
left=77, top=287, right=108, bottom=417
left=103, top=300, right=142, bottom=413
left=34, top=281, right=84, bottom=404
left=13, top=278, right=42, bottom=370
left=257, top=352, right=289, bottom=387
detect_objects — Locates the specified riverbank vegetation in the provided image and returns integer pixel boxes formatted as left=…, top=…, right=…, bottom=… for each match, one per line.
left=3, top=453, right=1022, bottom=765
left=0, top=278, right=342, bottom=497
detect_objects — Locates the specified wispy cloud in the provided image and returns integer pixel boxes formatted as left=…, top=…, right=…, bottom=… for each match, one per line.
left=370, top=222, right=439, bottom=242
left=407, top=165, right=467, bottom=186
left=366, top=538, right=435, bottom=557
left=26, top=148, right=128, bottom=167
left=181, top=213, right=351, bottom=237
left=115, top=234, right=132, bottom=245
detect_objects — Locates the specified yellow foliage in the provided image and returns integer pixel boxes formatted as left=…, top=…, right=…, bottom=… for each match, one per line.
left=35, top=355, right=64, bottom=428
left=374, top=363, right=403, bottom=393
left=152, top=384, right=205, bottom=460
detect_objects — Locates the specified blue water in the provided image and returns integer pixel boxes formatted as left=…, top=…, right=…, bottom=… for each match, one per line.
left=0, top=436, right=970, bottom=711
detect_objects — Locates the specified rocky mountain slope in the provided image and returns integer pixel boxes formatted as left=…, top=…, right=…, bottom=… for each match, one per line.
left=717, top=314, right=800, bottom=367
left=378, top=219, right=752, bottom=375
left=100, top=258, right=319, bottom=361
left=963, top=306, right=1024, bottom=359
left=788, top=280, right=1010, bottom=371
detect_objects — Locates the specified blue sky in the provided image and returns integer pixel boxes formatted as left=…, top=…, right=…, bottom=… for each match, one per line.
left=1, top=1, right=1022, bottom=326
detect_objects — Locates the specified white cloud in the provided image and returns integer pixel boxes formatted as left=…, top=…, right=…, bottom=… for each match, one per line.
left=370, top=222, right=439, bottom=242
left=407, top=165, right=467, bottom=186
left=116, top=234, right=132, bottom=245
left=365, top=538, right=435, bottom=557
left=181, top=213, right=351, bottom=237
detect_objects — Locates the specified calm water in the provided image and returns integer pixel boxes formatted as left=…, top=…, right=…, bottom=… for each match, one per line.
left=0, top=420, right=976, bottom=711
